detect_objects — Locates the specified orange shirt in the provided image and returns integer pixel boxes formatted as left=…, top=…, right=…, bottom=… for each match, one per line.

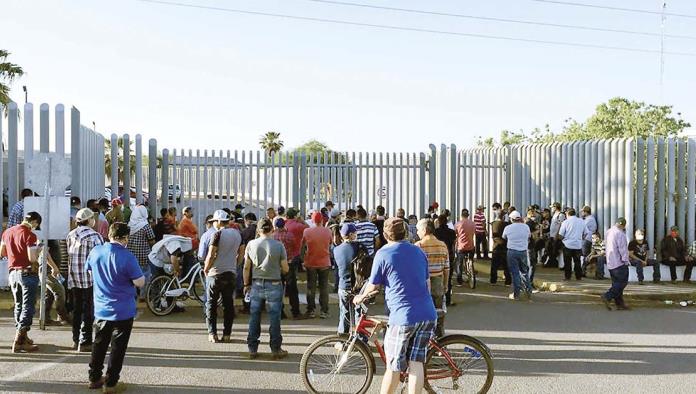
left=177, top=216, right=199, bottom=250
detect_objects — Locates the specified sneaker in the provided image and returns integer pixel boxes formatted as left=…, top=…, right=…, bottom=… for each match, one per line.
left=600, top=296, right=613, bottom=311
left=319, top=312, right=329, bottom=319
left=272, top=349, right=289, bottom=360
left=208, top=334, right=220, bottom=343
left=88, top=377, right=105, bottom=390
left=508, top=293, right=519, bottom=301
left=248, top=352, right=259, bottom=360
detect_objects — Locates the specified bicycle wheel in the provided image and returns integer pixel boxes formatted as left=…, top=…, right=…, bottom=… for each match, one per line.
left=466, top=260, right=477, bottom=290
left=191, top=269, right=206, bottom=305
left=146, top=275, right=179, bottom=316
left=300, top=334, right=375, bottom=394
left=425, top=334, right=494, bottom=394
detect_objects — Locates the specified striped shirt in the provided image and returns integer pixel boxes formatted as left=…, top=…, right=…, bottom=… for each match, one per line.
left=473, top=212, right=486, bottom=234
left=356, top=220, right=379, bottom=256
left=67, top=225, right=105, bottom=289
left=8, top=201, right=24, bottom=228
left=415, top=235, right=450, bottom=276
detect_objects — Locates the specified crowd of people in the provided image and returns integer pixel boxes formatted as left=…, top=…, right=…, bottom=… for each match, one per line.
left=3, top=188, right=696, bottom=393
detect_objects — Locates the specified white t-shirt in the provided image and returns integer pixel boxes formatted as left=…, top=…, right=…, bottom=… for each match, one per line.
left=502, top=223, right=531, bottom=252
left=559, top=216, right=587, bottom=250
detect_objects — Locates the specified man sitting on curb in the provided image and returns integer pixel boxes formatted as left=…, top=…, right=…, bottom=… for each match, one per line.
left=659, top=226, right=694, bottom=284
left=628, top=229, right=660, bottom=285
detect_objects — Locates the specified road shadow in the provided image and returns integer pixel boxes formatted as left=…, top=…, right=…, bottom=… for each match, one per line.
left=0, top=380, right=308, bottom=393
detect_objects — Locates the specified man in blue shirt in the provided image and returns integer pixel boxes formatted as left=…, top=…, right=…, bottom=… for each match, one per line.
left=86, top=222, right=144, bottom=393
left=353, top=217, right=436, bottom=394
left=333, top=223, right=361, bottom=334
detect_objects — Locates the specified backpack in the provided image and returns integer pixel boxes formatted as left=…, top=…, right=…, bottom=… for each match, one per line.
left=350, top=243, right=373, bottom=294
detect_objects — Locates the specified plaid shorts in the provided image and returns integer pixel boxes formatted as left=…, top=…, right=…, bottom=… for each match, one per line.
left=384, top=320, right=437, bottom=372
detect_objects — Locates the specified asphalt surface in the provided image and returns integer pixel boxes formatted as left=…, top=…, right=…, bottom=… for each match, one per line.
left=1, top=282, right=696, bottom=394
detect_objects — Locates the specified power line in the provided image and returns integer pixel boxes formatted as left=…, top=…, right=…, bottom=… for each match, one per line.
left=530, top=0, right=696, bottom=19
left=136, top=0, right=696, bottom=57
left=305, top=0, right=696, bottom=40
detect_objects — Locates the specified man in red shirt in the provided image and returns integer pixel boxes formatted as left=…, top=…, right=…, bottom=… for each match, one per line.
left=284, top=208, right=308, bottom=319
left=301, top=211, right=332, bottom=319
left=454, top=209, right=476, bottom=286
left=1, top=212, right=42, bottom=353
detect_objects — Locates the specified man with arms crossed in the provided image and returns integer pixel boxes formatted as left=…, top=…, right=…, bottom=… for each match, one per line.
left=353, top=217, right=437, bottom=394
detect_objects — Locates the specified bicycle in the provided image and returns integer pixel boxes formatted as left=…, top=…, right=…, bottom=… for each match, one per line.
left=299, top=292, right=494, bottom=394
left=146, top=262, right=207, bottom=316
left=457, top=251, right=477, bottom=290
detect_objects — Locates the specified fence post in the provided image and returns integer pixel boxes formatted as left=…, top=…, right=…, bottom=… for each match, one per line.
left=70, top=106, right=81, bottom=200
left=645, top=138, right=655, bottom=255
left=148, top=139, right=158, bottom=219
left=135, top=135, right=143, bottom=205
left=39, top=104, right=49, bottom=153
left=419, top=152, right=427, bottom=216
left=123, top=134, right=131, bottom=203
left=686, top=138, right=696, bottom=246
left=428, top=145, right=436, bottom=208
left=162, top=149, right=169, bottom=209
left=624, top=138, right=634, bottom=241
left=24, top=103, right=34, bottom=183
left=111, top=134, right=118, bottom=202
left=55, top=104, right=65, bottom=156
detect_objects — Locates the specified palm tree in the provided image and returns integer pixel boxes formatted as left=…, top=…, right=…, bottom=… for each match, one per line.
left=259, top=131, right=284, bottom=155
left=0, top=49, right=24, bottom=117
left=104, top=136, right=137, bottom=182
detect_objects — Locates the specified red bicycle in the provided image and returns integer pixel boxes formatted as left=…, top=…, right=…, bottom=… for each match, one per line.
left=300, top=294, right=494, bottom=394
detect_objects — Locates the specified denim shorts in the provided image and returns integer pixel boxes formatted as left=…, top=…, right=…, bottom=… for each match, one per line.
left=384, top=320, right=436, bottom=372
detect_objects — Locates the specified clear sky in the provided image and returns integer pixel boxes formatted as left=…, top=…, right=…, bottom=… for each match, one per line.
left=3, top=0, right=695, bottom=153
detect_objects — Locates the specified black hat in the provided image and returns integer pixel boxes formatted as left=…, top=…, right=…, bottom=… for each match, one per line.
left=24, top=211, right=42, bottom=230
left=234, top=204, right=245, bottom=210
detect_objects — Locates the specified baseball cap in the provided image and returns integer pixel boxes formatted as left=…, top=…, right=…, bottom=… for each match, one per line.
left=111, top=198, right=122, bottom=207
left=24, top=211, right=42, bottom=230
left=330, top=208, right=341, bottom=218
left=75, top=208, right=95, bottom=222
left=509, top=211, right=521, bottom=220
left=616, top=217, right=627, bottom=226
left=340, top=223, right=357, bottom=237
left=234, top=204, right=245, bottom=210
left=277, top=206, right=286, bottom=215
left=286, top=207, right=299, bottom=218
left=274, top=217, right=286, bottom=228
left=670, top=225, right=679, bottom=231
left=311, top=211, right=323, bottom=224
left=209, top=210, right=230, bottom=222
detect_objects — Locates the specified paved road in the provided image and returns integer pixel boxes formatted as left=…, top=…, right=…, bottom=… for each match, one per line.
left=1, top=287, right=695, bottom=393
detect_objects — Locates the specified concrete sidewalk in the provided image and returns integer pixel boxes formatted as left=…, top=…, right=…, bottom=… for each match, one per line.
left=474, top=260, right=696, bottom=302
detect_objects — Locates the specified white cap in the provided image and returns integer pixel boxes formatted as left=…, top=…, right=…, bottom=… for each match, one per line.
left=209, top=210, right=230, bottom=222
left=75, top=208, right=95, bottom=222
left=509, top=210, right=521, bottom=220
left=330, top=208, right=341, bottom=218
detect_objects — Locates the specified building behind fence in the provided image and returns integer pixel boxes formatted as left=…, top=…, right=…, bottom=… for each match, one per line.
left=2, top=102, right=695, bottom=252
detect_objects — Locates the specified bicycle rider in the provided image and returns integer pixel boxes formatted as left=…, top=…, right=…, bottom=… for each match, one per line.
left=147, top=235, right=193, bottom=311
left=454, top=209, right=476, bottom=286
left=353, top=217, right=437, bottom=394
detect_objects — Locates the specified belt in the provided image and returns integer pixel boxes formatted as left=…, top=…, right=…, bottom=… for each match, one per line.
left=253, top=278, right=282, bottom=285
left=10, top=268, right=35, bottom=274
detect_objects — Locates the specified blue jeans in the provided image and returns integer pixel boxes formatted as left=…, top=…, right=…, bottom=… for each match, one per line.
left=629, top=258, right=660, bottom=282
left=247, top=280, right=284, bottom=353
left=604, top=265, right=629, bottom=306
left=337, top=289, right=352, bottom=334
left=9, top=271, right=39, bottom=331
left=506, top=250, right=531, bottom=298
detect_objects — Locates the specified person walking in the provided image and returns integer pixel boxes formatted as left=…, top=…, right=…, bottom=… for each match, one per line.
left=601, top=218, right=630, bottom=311
left=557, top=208, right=587, bottom=281
left=502, top=211, right=532, bottom=300
left=243, top=218, right=290, bottom=360
left=203, top=210, right=242, bottom=343
left=302, top=211, right=333, bottom=318
left=67, top=208, right=105, bottom=352
left=353, top=217, right=437, bottom=394
left=86, top=222, right=145, bottom=393
left=284, top=208, right=308, bottom=319
left=415, top=219, right=449, bottom=337
left=2, top=211, right=42, bottom=352
left=473, top=205, right=489, bottom=259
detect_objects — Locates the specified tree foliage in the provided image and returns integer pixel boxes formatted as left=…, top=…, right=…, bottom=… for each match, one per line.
left=0, top=49, right=24, bottom=117
left=259, top=131, right=284, bottom=155
left=477, top=97, right=691, bottom=148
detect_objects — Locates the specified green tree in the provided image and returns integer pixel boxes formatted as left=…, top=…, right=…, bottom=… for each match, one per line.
left=259, top=131, right=284, bottom=155
left=0, top=50, right=24, bottom=117
left=104, top=136, right=137, bottom=181
left=476, top=129, right=529, bottom=148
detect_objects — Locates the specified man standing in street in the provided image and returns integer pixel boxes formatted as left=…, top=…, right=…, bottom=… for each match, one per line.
left=473, top=205, right=489, bottom=260
left=285, top=208, right=308, bottom=319
left=490, top=209, right=511, bottom=286
left=415, top=219, right=449, bottom=337
left=353, top=217, right=436, bottom=394
left=581, top=206, right=597, bottom=259
left=203, top=210, right=242, bottom=343
left=454, top=209, right=476, bottom=286
left=601, top=218, right=630, bottom=311
left=244, top=218, right=290, bottom=360
left=67, top=208, right=105, bottom=352
left=502, top=211, right=532, bottom=300
left=2, top=211, right=42, bottom=352
left=558, top=208, right=587, bottom=281
left=355, top=207, right=380, bottom=257
left=302, top=211, right=333, bottom=318
left=86, top=222, right=145, bottom=393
